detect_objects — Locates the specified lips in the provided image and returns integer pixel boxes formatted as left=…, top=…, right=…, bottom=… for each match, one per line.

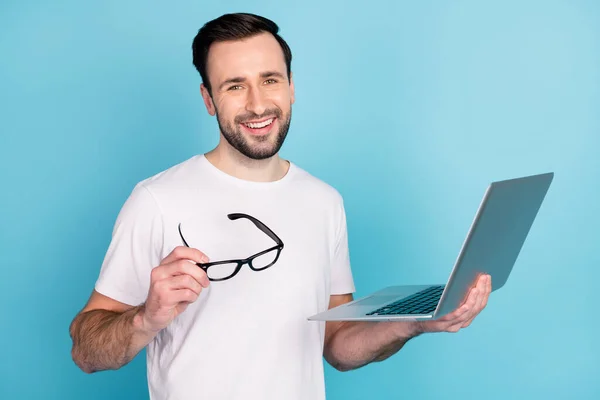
left=243, top=117, right=274, bottom=129
left=240, top=117, right=276, bottom=136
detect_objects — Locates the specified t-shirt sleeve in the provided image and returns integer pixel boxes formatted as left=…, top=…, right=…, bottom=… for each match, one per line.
left=94, top=183, right=164, bottom=306
left=330, top=195, right=356, bottom=295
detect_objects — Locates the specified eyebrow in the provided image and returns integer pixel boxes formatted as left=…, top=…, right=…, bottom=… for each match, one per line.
left=260, top=71, right=286, bottom=80
left=218, top=71, right=287, bottom=91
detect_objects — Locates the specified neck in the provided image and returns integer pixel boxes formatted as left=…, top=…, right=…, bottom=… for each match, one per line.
left=204, top=143, right=290, bottom=183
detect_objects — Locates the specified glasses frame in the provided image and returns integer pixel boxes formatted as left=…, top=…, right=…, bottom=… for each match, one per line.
left=178, top=213, right=284, bottom=281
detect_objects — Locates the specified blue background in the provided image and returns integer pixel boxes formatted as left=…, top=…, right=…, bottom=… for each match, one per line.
left=1, top=0, right=598, bottom=399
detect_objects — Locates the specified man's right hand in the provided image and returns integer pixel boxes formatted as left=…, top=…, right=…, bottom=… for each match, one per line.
left=139, top=246, right=210, bottom=333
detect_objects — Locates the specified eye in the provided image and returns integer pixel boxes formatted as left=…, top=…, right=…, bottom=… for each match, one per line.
left=264, top=78, right=277, bottom=84
left=228, top=85, right=243, bottom=91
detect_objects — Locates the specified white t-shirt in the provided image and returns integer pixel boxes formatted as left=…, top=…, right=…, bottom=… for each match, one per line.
left=94, top=154, right=356, bottom=400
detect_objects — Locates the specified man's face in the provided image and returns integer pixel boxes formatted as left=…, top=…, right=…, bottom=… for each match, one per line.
left=201, top=32, right=295, bottom=160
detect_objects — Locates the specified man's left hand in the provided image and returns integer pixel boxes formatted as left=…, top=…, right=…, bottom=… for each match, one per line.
left=415, top=274, right=492, bottom=334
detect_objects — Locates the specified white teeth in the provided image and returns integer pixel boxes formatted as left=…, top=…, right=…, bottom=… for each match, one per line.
left=245, top=118, right=273, bottom=129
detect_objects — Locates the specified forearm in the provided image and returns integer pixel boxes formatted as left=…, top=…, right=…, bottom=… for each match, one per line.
left=69, top=305, right=157, bottom=373
left=324, top=321, right=421, bottom=372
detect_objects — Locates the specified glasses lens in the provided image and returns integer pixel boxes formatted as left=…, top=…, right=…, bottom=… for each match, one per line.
left=251, top=248, right=279, bottom=270
left=206, top=263, right=239, bottom=280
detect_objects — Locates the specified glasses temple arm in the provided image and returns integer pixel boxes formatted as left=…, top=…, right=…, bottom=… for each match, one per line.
left=228, top=213, right=283, bottom=246
left=177, top=223, right=191, bottom=247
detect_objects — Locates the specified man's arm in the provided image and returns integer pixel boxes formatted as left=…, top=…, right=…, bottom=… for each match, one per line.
left=69, top=246, right=210, bottom=373
left=323, top=274, right=492, bottom=372
left=323, top=294, right=421, bottom=372
left=69, top=291, right=157, bottom=373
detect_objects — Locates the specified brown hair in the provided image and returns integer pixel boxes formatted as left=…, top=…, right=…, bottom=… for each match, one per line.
left=192, top=13, right=292, bottom=95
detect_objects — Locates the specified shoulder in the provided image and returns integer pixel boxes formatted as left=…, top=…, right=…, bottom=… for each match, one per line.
left=132, top=155, right=204, bottom=200
left=138, top=155, right=202, bottom=190
left=117, top=155, right=202, bottom=214
left=290, top=162, right=345, bottom=208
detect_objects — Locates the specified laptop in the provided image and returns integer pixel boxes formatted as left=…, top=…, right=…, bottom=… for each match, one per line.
left=308, top=172, right=554, bottom=322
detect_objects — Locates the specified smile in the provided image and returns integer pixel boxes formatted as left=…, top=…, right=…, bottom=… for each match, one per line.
left=243, top=118, right=274, bottom=129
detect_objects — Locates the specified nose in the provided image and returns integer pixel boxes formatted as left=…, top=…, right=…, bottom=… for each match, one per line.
left=245, top=86, right=267, bottom=117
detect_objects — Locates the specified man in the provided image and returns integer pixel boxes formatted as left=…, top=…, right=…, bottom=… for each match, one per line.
left=69, top=12, right=492, bottom=400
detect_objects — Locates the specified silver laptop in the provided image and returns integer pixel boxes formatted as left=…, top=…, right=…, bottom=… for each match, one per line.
left=308, top=172, right=554, bottom=322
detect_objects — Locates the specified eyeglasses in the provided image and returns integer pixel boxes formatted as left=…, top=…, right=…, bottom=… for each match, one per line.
left=178, top=213, right=284, bottom=281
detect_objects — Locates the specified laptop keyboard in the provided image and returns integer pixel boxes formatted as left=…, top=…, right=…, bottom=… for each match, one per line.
left=366, top=285, right=445, bottom=316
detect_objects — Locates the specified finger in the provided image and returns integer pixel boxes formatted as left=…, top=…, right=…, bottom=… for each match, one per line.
left=434, top=275, right=486, bottom=324
left=457, top=284, right=475, bottom=306
left=445, top=323, right=463, bottom=333
left=435, top=308, right=463, bottom=323
left=461, top=277, right=490, bottom=328
left=476, top=275, right=492, bottom=310
left=479, top=273, right=489, bottom=291
left=460, top=302, right=481, bottom=328
left=461, top=317, right=474, bottom=328
left=483, top=274, right=492, bottom=307
left=168, top=288, right=199, bottom=305
left=161, top=246, right=209, bottom=266
left=168, top=260, right=211, bottom=288
left=422, top=294, right=478, bottom=332
left=148, top=278, right=200, bottom=307
left=451, top=287, right=481, bottom=325
left=479, top=272, right=488, bottom=284
left=462, top=284, right=481, bottom=312
left=167, top=274, right=203, bottom=295
left=450, top=295, right=479, bottom=331
left=459, top=274, right=485, bottom=305
left=467, top=274, right=487, bottom=310
left=436, top=299, right=473, bottom=323
left=154, top=259, right=210, bottom=288
left=470, top=276, right=486, bottom=310
left=466, top=275, right=489, bottom=320
left=479, top=275, right=491, bottom=307
left=461, top=301, right=481, bottom=328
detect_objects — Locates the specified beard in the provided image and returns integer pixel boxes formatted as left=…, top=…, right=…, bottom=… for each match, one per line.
left=215, top=106, right=292, bottom=160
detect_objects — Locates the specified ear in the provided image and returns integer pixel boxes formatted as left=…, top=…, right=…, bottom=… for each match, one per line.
left=289, top=72, right=295, bottom=105
left=200, top=83, right=216, bottom=116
